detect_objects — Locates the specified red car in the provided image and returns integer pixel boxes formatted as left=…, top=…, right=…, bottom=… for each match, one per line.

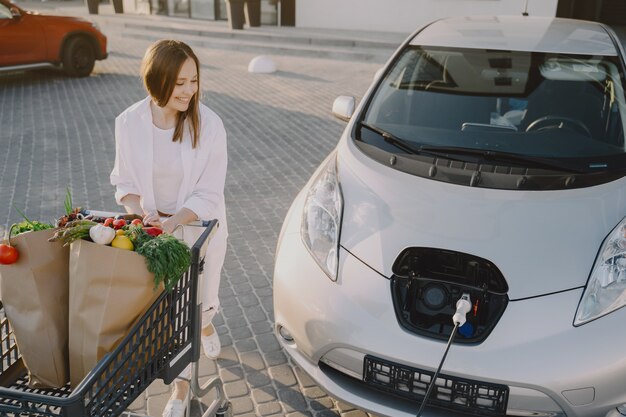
left=0, top=0, right=107, bottom=77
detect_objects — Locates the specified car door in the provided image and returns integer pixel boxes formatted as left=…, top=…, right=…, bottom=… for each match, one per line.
left=0, top=1, right=45, bottom=66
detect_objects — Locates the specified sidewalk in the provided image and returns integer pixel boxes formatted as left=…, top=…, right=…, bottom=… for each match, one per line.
left=16, top=0, right=409, bottom=63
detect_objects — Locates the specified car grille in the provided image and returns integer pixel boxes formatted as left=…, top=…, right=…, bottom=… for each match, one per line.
left=363, top=355, right=509, bottom=416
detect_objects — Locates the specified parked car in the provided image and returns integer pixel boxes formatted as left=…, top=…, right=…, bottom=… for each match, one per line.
left=273, top=15, right=626, bottom=417
left=0, top=0, right=107, bottom=77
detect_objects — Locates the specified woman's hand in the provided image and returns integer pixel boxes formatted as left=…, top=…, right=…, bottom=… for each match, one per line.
left=143, top=208, right=197, bottom=235
left=161, top=218, right=177, bottom=234
left=142, top=212, right=164, bottom=229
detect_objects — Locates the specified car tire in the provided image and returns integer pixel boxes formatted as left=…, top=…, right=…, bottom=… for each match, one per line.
left=62, top=37, right=96, bottom=77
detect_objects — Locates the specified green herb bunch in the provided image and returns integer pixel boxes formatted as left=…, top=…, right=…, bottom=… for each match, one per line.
left=10, top=206, right=54, bottom=237
left=64, top=188, right=73, bottom=216
left=126, top=225, right=152, bottom=248
left=132, top=230, right=191, bottom=292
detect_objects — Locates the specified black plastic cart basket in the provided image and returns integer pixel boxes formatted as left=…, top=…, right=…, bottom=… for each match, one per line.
left=0, top=220, right=231, bottom=417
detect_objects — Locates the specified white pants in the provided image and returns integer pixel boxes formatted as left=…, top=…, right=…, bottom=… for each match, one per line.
left=173, top=220, right=227, bottom=314
left=199, top=222, right=227, bottom=313
left=173, top=221, right=227, bottom=381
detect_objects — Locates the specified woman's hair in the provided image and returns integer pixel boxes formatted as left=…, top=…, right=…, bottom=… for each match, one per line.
left=141, top=40, right=201, bottom=148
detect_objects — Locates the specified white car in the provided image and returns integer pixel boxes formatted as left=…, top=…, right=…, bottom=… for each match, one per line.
left=273, top=15, right=626, bottom=417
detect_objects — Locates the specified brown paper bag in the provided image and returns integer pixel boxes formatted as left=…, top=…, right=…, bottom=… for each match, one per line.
left=68, top=239, right=162, bottom=387
left=0, top=228, right=69, bottom=388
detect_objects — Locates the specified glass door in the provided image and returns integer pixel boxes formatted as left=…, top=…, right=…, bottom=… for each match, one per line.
left=216, top=0, right=227, bottom=20
left=188, top=0, right=277, bottom=22
left=171, top=0, right=190, bottom=17
left=261, top=0, right=277, bottom=25
left=190, top=0, right=216, bottom=19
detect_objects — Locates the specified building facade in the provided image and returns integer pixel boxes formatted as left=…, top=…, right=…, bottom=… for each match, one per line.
left=122, top=0, right=281, bottom=25
left=297, top=0, right=558, bottom=33
left=121, top=0, right=625, bottom=32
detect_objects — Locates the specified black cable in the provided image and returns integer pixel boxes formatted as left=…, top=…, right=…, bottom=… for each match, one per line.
left=415, top=322, right=459, bottom=417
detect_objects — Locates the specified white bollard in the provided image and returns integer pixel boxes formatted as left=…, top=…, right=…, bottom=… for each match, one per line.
left=248, top=56, right=277, bottom=74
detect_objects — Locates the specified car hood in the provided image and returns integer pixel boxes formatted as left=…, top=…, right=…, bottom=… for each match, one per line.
left=338, top=138, right=626, bottom=300
left=28, top=12, right=92, bottom=25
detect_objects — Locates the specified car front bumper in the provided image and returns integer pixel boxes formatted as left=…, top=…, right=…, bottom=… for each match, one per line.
left=273, top=220, right=626, bottom=417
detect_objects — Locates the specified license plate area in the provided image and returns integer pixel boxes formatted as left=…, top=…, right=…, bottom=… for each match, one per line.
left=363, top=355, right=509, bottom=416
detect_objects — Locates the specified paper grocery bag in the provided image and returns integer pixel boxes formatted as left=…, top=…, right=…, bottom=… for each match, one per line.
left=68, top=239, right=162, bottom=387
left=0, top=228, right=69, bottom=388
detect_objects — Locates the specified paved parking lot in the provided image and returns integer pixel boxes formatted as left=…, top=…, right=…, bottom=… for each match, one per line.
left=0, top=4, right=383, bottom=416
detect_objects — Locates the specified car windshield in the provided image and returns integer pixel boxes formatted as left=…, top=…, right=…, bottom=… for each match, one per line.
left=360, top=46, right=626, bottom=172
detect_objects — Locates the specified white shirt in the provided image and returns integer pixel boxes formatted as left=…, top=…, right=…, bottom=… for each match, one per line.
left=152, top=125, right=183, bottom=215
left=110, top=97, right=228, bottom=232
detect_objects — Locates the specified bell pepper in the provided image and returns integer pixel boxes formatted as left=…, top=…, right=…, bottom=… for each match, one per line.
left=144, top=227, right=164, bottom=237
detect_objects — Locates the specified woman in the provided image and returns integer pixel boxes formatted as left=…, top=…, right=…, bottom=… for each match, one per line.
left=110, top=40, right=228, bottom=417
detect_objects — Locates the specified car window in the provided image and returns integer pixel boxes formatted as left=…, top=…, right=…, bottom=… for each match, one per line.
left=0, top=3, right=12, bottom=19
left=361, top=46, right=626, bottom=169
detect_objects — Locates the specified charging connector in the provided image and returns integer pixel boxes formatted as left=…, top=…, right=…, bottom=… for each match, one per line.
left=416, top=293, right=472, bottom=417
left=453, top=293, right=472, bottom=326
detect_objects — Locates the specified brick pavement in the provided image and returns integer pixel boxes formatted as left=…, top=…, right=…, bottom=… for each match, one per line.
left=0, top=5, right=383, bottom=416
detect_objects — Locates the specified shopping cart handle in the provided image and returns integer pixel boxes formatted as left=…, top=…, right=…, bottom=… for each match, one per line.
left=192, top=220, right=215, bottom=228
left=191, top=220, right=218, bottom=252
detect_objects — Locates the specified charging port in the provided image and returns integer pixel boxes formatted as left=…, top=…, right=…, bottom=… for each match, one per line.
left=391, top=247, right=509, bottom=344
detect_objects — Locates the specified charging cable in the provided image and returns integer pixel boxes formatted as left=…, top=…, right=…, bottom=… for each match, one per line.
left=416, top=293, right=471, bottom=417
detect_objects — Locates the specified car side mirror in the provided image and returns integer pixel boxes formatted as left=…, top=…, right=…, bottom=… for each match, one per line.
left=10, top=7, right=21, bottom=18
left=332, top=96, right=355, bottom=122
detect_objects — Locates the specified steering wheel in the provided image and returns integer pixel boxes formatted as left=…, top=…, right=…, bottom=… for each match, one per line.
left=525, top=115, right=592, bottom=138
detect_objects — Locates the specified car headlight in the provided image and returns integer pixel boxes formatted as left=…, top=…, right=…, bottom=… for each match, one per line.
left=575, top=217, right=626, bottom=326
left=301, top=153, right=343, bottom=281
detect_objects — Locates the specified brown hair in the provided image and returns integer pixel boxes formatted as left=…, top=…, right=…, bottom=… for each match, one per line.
left=141, top=40, right=201, bottom=148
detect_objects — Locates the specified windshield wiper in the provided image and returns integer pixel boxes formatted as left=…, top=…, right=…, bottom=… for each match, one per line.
left=359, top=123, right=584, bottom=173
left=359, top=122, right=469, bottom=162
left=359, top=122, right=422, bottom=154
left=418, top=145, right=584, bottom=173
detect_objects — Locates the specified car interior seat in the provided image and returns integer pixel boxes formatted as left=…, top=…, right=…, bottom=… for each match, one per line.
left=521, top=79, right=605, bottom=139
left=409, top=54, right=497, bottom=130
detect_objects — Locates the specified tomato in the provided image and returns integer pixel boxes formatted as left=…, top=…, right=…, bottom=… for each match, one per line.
left=103, top=218, right=115, bottom=227
left=131, top=219, right=143, bottom=226
left=0, top=244, right=19, bottom=265
left=112, top=219, right=126, bottom=230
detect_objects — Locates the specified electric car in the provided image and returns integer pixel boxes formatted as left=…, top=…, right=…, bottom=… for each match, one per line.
left=273, top=15, right=626, bottom=417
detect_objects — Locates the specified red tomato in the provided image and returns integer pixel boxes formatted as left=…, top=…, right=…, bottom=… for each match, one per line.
left=103, top=218, right=115, bottom=227
left=0, top=244, right=19, bottom=265
left=112, top=219, right=126, bottom=230
left=131, top=219, right=143, bottom=226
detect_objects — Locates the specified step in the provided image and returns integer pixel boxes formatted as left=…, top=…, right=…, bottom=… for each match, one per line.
left=94, top=13, right=406, bottom=52
left=114, top=27, right=396, bottom=63
left=119, top=21, right=403, bottom=50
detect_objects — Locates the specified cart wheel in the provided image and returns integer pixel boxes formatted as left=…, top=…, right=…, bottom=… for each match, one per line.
left=215, top=401, right=232, bottom=417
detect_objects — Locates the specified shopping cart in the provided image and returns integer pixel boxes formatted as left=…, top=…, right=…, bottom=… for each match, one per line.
left=0, top=219, right=231, bottom=417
